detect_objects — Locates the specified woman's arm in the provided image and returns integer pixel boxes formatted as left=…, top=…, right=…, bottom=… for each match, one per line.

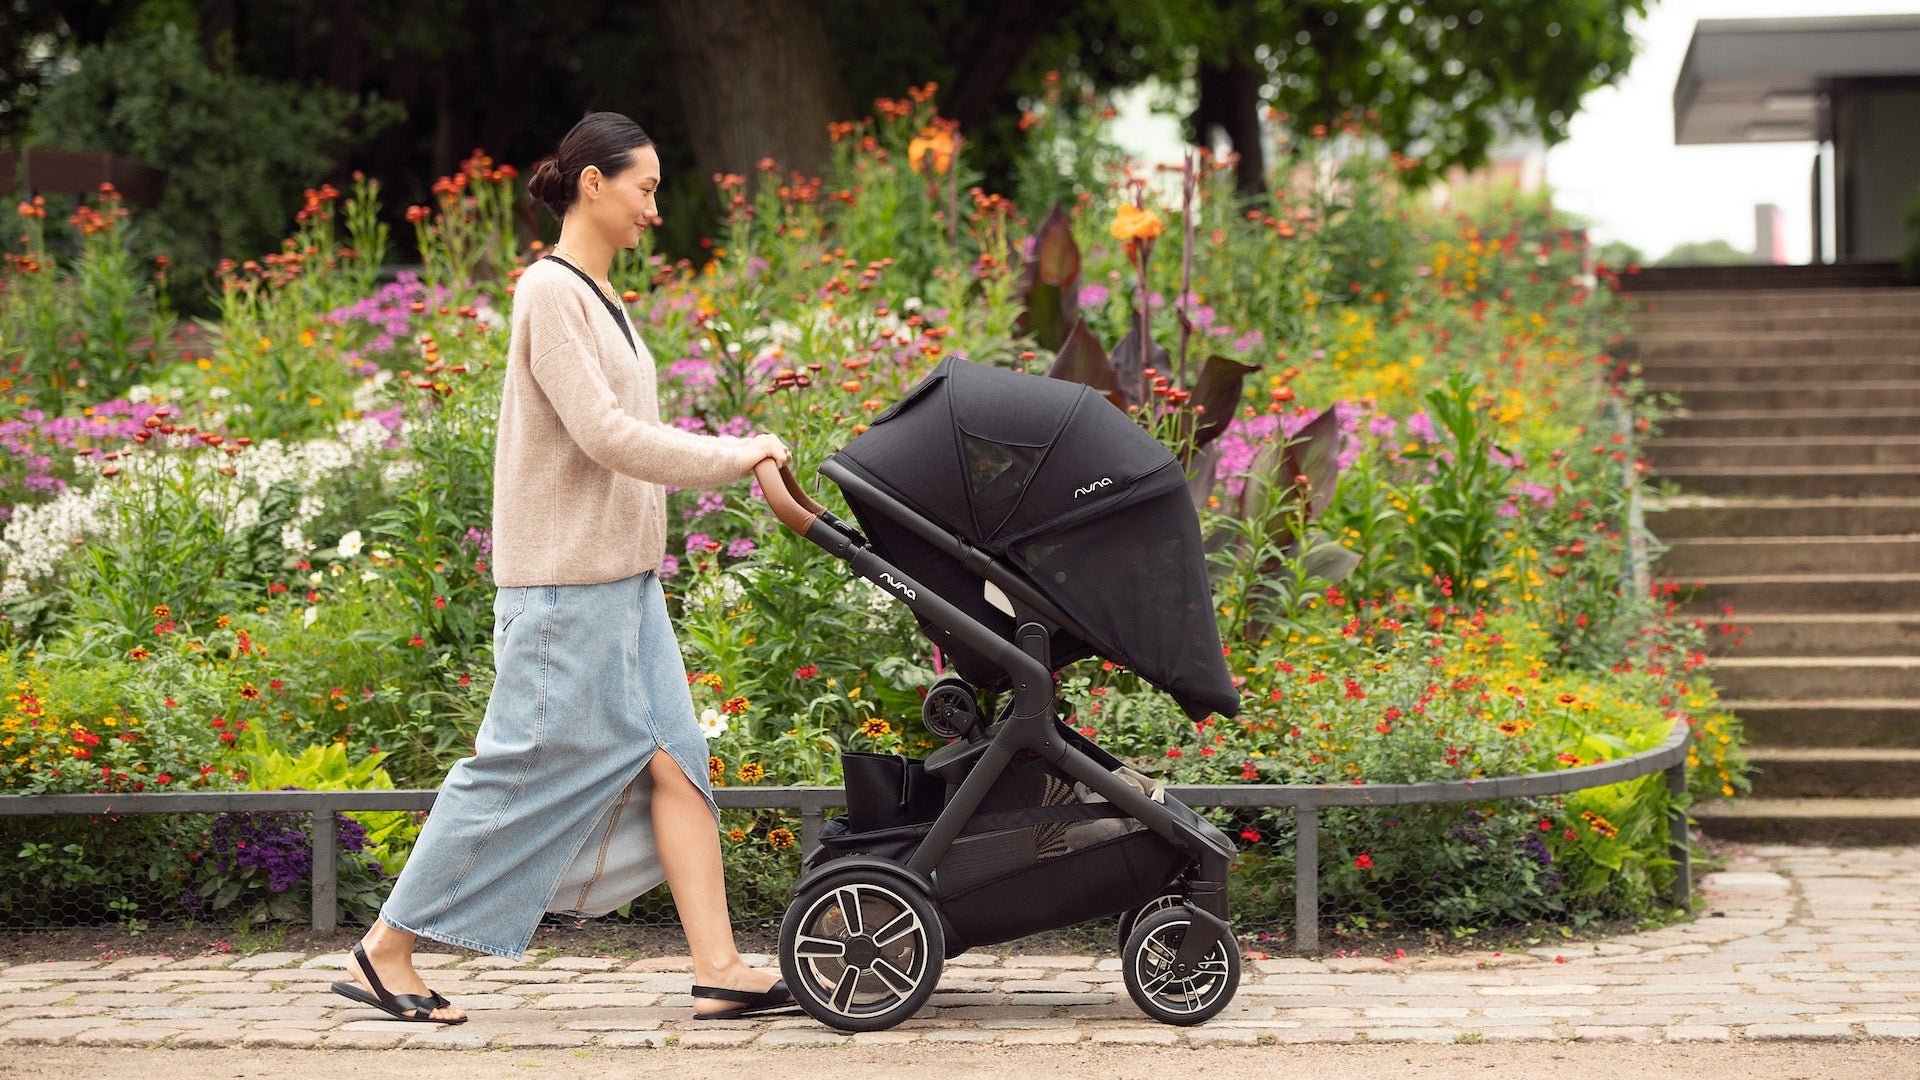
left=526, top=296, right=763, bottom=489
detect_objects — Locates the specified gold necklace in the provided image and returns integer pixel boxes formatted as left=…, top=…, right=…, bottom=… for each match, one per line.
left=550, top=243, right=621, bottom=304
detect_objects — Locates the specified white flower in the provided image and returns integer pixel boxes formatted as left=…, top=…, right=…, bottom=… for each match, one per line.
left=361, top=570, right=380, bottom=583
left=308, top=571, right=323, bottom=587
left=698, top=708, right=728, bottom=739
left=127, top=385, right=152, bottom=403
left=337, top=530, right=364, bottom=558
left=302, top=606, right=319, bottom=628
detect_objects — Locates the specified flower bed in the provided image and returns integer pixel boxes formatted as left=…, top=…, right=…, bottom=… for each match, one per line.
left=0, top=83, right=1747, bottom=935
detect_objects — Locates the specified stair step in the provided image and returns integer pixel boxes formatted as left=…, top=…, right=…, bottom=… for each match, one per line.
left=1657, top=409, right=1920, bottom=438
left=1647, top=496, right=1920, bottom=538
left=1743, top=748, right=1920, bottom=799
left=1707, top=656, right=1920, bottom=699
left=1633, top=314, right=1920, bottom=334
left=1674, top=572, right=1920, bottom=615
left=1633, top=334, right=1920, bottom=360
left=1627, top=287, right=1918, bottom=312
left=1643, top=361, right=1920, bottom=387
left=1655, top=382, right=1920, bottom=411
left=1730, top=699, right=1920, bottom=748
left=1658, top=536, right=1920, bottom=578
left=1644, top=437, right=1920, bottom=469
left=1697, top=613, right=1920, bottom=656
left=1691, top=797, right=1920, bottom=845
left=1653, top=464, right=1920, bottom=498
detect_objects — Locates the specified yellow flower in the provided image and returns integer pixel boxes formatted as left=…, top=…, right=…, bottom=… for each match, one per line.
left=767, top=828, right=796, bottom=850
left=1109, top=203, right=1164, bottom=242
left=726, top=827, right=748, bottom=842
left=860, top=717, right=892, bottom=738
left=907, top=126, right=954, bottom=175
left=737, top=761, right=766, bottom=783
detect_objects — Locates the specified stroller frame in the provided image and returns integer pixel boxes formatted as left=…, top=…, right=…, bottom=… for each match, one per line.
left=758, top=459, right=1238, bottom=1028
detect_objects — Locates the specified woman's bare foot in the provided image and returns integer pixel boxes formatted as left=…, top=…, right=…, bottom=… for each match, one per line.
left=692, top=958, right=786, bottom=1016
left=349, top=922, right=466, bottom=1022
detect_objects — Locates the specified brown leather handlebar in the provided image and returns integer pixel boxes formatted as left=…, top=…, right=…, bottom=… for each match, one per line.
left=754, top=458, right=827, bottom=535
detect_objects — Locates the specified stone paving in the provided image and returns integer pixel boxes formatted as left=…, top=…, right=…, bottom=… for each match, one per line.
left=5, top=844, right=1920, bottom=1050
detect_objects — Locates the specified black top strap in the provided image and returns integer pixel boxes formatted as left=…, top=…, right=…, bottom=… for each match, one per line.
left=544, top=255, right=637, bottom=357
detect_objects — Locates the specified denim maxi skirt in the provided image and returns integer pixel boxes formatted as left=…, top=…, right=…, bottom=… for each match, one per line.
left=378, top=570, right=718, bottom=958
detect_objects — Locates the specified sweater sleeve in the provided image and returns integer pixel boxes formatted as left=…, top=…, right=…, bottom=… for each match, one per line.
left=526, top=295, right=754, bottom=491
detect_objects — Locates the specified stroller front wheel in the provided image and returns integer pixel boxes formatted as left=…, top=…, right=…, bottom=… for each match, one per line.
left=1121, top=906, right=1241, bottom=1026
left=778, top=869, right=945, bottom=1032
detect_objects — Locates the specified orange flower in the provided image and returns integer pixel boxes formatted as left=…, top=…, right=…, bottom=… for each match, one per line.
left=767, top=828, right=796, bottom=849
left=1110, top=204, right=1164, bottom=243
left=908, top=127, right=954, bottom=176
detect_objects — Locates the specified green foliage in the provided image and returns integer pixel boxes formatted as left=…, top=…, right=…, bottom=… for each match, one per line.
left=27, top=24, right=401, bottom=294
left=1654, top=238, right=1750, bottom=267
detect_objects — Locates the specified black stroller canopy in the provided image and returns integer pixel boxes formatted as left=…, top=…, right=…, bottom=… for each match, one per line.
left=832, top=358, right=1240, bottom=721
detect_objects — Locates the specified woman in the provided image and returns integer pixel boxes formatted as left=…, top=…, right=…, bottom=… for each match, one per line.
left=331, top=112, right=792, bottom=1025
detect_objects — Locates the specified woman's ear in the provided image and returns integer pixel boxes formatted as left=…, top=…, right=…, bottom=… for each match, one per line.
left=579, top=165, right=602, bottom=201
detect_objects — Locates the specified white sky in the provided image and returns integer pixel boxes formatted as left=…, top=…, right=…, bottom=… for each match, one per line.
left=1109, top=0, right=1920, bottom=265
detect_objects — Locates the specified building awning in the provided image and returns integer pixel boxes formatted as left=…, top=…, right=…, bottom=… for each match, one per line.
left=1674, top=14, right=1920, bottom=144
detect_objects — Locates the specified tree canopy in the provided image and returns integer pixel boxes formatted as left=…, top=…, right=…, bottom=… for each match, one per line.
left=6, top=0, right=1649, bottom=256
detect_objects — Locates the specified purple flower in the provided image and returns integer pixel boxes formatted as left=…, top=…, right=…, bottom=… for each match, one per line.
left=1515, top=481, right=1556, bottom=507
left=1368, top=414, right=1398, bottom=440
left=462, top=527, right=493, bottom=557
left=684, top=533, right=710, bottom=555
left=1076, top=283, right=1110, bottom=308
left=659, top=555, right=680, bottom=580
left=1405, top=412, right=1438, bottom=443
left=1489, top=446, right=1522, bottom=469
left=726, top=537, right=755, bottom=558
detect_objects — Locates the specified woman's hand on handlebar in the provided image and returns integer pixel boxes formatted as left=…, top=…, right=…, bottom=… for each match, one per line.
left=742, top=432, right=789, bottom=472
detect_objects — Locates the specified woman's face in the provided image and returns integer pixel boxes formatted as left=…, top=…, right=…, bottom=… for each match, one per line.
left=579, top=145, right=662, bottom=249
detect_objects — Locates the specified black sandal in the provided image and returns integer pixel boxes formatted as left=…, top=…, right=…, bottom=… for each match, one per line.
left=691, top=978, right=798, bottom=1020
left=330, top=942, right=468, bottom=1024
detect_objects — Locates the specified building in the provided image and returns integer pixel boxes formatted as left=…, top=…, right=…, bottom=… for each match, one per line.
left=1674, top=14, right=1920, bottom=264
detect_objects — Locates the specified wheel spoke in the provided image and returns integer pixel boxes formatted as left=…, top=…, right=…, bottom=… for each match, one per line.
left=869, top=956, right=918, bottom=995
left=1140, top=968, right=1178, bottom=996
left=1142, top=934, right=1180, bottom=967
left=830, top=964, right=866, bottom=1013
left=872, top=910, right=921, bottom=949
left=833, top=887, right=866, bottom=935
left=794, top=933, right=846, bottom=958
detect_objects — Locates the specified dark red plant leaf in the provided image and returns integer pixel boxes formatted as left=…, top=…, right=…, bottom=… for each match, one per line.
left=1014, top=205, right=1080, bottom=352
left=1182, top=354, right=1258, bottom=450
left=1108, top=323, right=1166, bottom=410
left=1045, top=318, right=1124, bottom=410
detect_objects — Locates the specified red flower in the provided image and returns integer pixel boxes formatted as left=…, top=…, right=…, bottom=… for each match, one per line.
left=156, top=773, right=172, bottom=785
left=794, top=664, right=818, bottom=679
left=1166, top=747, right=1183, bottom=758
left=1240, top=828, right=1261, bottom=843
left=408, top=635, right=425, bottom=647
left=1354, top=853, right=1374, bottom=869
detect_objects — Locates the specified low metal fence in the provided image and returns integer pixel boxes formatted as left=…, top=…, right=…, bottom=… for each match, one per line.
left=0, top=720, right=1690, bottom=952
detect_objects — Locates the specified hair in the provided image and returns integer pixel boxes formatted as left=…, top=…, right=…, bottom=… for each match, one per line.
left=526, top=111, right=655, bottom=219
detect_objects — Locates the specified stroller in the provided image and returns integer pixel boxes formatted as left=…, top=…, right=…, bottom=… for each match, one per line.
left=756, top=357, right=1243, bottom=1032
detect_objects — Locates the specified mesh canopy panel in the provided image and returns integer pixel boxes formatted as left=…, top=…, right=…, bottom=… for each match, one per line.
left=831, top=358, right=1238, bottom=720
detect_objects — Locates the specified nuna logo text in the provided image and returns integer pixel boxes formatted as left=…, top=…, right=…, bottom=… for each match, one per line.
left=1073, top=477, right=1114, bottom=498
left=878, top=572, right=917, bottom=600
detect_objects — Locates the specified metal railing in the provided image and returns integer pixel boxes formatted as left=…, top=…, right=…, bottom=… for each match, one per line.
left=0, top=720, right=1690, bottom=952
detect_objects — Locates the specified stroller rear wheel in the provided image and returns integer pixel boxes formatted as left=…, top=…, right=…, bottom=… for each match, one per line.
left=1121, top=906, right=1240, bottom=1026
left=778, top=869, right=945, bottom=1032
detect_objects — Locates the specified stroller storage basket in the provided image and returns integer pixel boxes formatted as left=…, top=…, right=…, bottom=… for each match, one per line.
left=939, top=826, right=1186, bottom=949
left=841, top=752, right=946, bottom=833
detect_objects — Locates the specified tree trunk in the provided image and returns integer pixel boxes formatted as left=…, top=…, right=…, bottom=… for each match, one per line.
left=652, top=0, right=849, bottom=181
left=1193, top=57, right=1266, bottom=197
left=941, top=0, right=1077, bottom=131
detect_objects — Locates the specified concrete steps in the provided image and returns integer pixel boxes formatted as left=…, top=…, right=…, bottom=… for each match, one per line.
left=1730, top=699, right=1920, bottom=748
left=1657, top=408, right=1920, bottom=439
left=1643, top=437, right=1920, bottom=469
left=1743, top=747, right=1920, bottom=799
left=1696, top=613, right=1920, bottom=657
left=1630, top=283, right=1920, bottom=844
left=1706, top=656, right=1920, bottom=700
left=1691, top=797, right=1920, bottom=845
left=1647, top=496, right=1920, bottom=538
left=1658, top=536, right=1920, bottom=577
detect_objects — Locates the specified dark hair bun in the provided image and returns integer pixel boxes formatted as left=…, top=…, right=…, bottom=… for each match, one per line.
left=527, top=157, right=566, bottom=216
left=528, top=113, right=654, bottom=220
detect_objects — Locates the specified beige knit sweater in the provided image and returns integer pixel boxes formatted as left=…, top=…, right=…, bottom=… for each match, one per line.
left=490, top=257, right=751, bottom=587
